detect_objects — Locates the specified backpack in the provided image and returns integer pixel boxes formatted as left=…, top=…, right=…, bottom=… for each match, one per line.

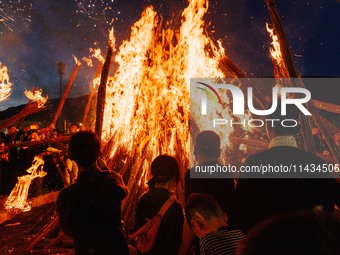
left=130, top=197, right=175, bottom=254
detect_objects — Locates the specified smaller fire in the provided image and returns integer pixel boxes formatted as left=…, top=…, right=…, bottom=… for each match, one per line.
left=0, top=62, right=12, bottom=102
left=24, top=87, right=48, bottom=108
left=266, top=23, right=283, bottom=66
left=73, top=55, right=82, bottom=66
left=82, top=48, right=105, bottom=67
left=5, top=156, right=46, bottom=212
left=109, top=27, right=115, bottom=50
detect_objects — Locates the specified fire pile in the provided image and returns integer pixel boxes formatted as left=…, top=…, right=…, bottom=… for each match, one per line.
left=0, top=62, right=12, bottom=102
left=94, top=0, right=339, bottom=230
left=98, top=0, right=253, bottom=227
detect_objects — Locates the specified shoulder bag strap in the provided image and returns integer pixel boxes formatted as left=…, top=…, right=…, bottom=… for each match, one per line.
left=157, top=196, right=175, bottom=217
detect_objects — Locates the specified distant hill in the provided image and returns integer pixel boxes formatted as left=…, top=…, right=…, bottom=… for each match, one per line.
left=0, top=95, right=97, bottom=130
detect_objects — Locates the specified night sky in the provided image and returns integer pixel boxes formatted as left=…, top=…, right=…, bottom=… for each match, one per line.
left=0, top=0, right=339, bottom=110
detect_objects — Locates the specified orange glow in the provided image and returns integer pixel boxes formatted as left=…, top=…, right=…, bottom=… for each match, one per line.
left=0, top=63, right=12, bottom=102
left=24, top=88, right=48, bottom=108
left=5, top=156, right=46, bottom=211
left=98, top=0, right=244, bottom=199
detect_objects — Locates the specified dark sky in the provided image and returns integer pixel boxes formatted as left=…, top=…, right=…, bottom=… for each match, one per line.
left=0, top=0, right=339, bottom=110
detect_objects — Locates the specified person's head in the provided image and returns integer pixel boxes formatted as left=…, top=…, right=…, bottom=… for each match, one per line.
left=194, top=130, right=221, bottom=163
left=149, top=154, right=180, bottom=189
left=265, top=99, right=301, bottom=139
left=28, top=130, right=40, bottom=141
left=185, top=194, right=228, bottom=238
left=237, top=211, right=340, bottom=255
left=69, top=123, right=79, bottom=134
left=69, top=131, right=101, bottom=169
left=7, top=125, right=17, bottom=135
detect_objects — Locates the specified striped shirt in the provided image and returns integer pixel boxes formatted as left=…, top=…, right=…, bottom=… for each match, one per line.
left=200, top=226, right=244, bottom=255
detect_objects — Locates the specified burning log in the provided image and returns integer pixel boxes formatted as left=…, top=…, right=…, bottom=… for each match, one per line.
left=218, top=55, right=267, bottom=110
left=82, top=63, right=103, bottom=127
left=265, top=0, right=340, bottom=164
left=95, top=34, right=114, bottom=139
left=0, top=101, right=46, bottom=131
left=9, top=135, right=70, bottom=149
left=82, top=48, right=105, bottom=128
left=51, top=58, right=81, bottom=127
left=265, top=0, right=298, bottom=78
left=265, top=0, right=314, bottom=153
left=25, top=212, right=59, bottom=252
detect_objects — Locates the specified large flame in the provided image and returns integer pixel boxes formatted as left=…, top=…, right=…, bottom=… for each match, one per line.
left=101, top=0, right=235, bottom=168
left=96, top=0, right=244, bottom=226
left=0, top=62, right=12, bottom=102
left=5, top=156, right=46, bottom=212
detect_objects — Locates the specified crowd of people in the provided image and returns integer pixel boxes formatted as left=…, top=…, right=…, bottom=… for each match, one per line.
left=1, top=102, right=340, bottom=255
left=0, top=123, right=80, bottom=195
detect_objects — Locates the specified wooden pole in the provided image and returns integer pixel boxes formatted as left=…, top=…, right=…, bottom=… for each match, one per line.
left=265, top=0, right=315, bottom=153
left=219, top=55, right=268, bottom=110
left=0, top=102, right=46, bottom=131
left=9, top=136, right=70, bottom=148
left=25, top=214, right=59, bottom=252
left=95, top=45, right=113, bottom=139
left=265, top=0, right=299, bottom=77
left=265, top=0, right=339, bottom=164
left=82, top=62, right=104, bottom=127
left=51, top=60, right=81, bottom=128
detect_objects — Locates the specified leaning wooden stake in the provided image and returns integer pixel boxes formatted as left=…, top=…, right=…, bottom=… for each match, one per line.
left=265, top=0, right=315, bottom=153
left=25, top=213, right=59, bottom=252
left=0, top=102, right=46, bottom=130
left=51, top=58, right=81, bottom=128
left=265, top=0, right=340, bottom=164
left=82, top=62, right=104, bottom=127
left=95, top=44, right=113, bottom=139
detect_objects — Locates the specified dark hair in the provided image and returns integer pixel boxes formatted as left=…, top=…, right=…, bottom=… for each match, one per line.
left=194, top=130, right=221, bottom=157
left=150, top=154, right=180, bottom=186
left=185, top=194, right=223, bottom=229
left=69, top=131, right=101, bottom=168
left=237, top=211, right=340, bottom=255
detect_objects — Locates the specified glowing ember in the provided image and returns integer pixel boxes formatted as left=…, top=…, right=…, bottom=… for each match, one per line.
left=5, top=156, right=46, bottom=212
left=0, top=62, right=12, bottom=102
left=24, top=88, right=48, bottom=108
